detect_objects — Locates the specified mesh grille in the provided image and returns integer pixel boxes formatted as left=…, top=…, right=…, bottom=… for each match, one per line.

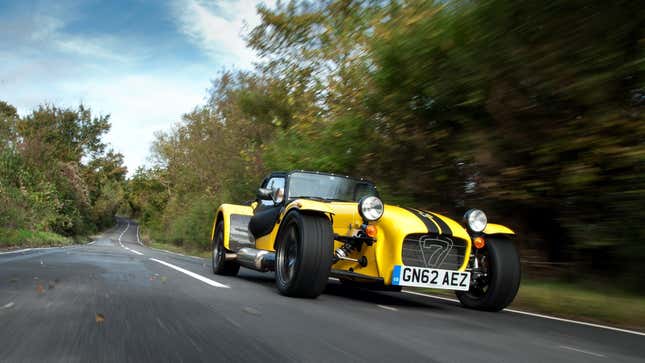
left=401, top=234, right=468, bottom=270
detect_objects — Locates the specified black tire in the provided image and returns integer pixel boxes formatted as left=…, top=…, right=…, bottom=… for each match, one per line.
left=275, top=212, right=334, bottom=298
left=456, top=238, right=521, bottom=311
left=212, top=220, right=240, bottom=276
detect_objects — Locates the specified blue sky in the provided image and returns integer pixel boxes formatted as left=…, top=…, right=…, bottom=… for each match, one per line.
left=0, top=0, right=273, bottom=174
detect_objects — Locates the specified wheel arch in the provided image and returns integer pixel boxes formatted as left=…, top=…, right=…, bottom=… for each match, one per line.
left=210, top=211, right=224, bottom=243
left=482, top=223, right=515, bottom=237
left=273, top=207, right=333, bottom=250
left=212, top=204, right=254, bottom=250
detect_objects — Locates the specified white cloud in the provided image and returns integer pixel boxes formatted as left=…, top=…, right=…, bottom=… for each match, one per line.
left=1, top=0, right=275, bottom=176
left=59, top=72, right=209, bottom=174
left=173, top=0, right=273, bottom=68
left=54, top=35, right=139, bottom=63
left=1, top=7, right=138, bottom=65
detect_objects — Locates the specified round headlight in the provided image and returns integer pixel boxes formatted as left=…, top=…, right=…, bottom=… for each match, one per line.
left=358, top=196, right=384, bottom=221
left=464, top=209, right=487, bottom=232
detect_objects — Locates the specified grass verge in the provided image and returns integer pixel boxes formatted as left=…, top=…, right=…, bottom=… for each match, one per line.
left=0, top=227, right=74, bottom=249
left=417, top=279, right=645, bottom=332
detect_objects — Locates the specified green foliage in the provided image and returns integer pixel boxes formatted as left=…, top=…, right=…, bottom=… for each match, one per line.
left=365, top=0, right=645, bottom=269
left=0, top=227, right=72, bottom=247
left=0, top=101, right=127, bottom=245
left=264, top=115, right=371, bottom=173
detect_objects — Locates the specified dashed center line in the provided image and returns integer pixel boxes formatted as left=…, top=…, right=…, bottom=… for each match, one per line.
left=377, top=305, right=398, bottom=311
left=149, top=258, right=229, bottom=288
left=124, top=247, right=144, bottom=255
left=117, top=222, right=144, bottom=256
left=559, top=345, right=607, bottom=358
left=118, top=222, right=129, bottom=248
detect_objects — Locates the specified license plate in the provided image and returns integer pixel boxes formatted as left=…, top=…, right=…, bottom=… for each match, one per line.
left=391, top=265, right=470, bottom=291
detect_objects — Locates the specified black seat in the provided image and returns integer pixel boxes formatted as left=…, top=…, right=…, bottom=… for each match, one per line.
left=248, top=204, right=282, bottom=239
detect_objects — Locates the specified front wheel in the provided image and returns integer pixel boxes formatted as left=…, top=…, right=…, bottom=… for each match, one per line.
left=212, top=220, right=240, bottom=276
left=275, top=212, right=334, bottom=298
left=456, top=238, right=520, bottom=311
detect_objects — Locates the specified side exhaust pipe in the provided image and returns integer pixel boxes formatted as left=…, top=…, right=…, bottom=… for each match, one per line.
left=236, top=248, right=275, bottom=272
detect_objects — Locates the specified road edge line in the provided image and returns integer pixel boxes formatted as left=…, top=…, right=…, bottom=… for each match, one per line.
left=136, top=224, right=143, bottom=246
left=149, top=247, right=203, bottom=260
left=0, top=248, right=32, bottom=255
left=402, top=290, right=645, bottom=337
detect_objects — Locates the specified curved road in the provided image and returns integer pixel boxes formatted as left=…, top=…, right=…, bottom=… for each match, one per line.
left=1, top=219, right=643, bottom=362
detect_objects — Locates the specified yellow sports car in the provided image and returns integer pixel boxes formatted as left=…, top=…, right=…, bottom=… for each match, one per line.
left=211, top=170, right=520, bottom=311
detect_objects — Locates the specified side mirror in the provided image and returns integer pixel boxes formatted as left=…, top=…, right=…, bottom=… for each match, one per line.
left=257, top=188, right=273, bottom=200
left=272, top=187, right=285, bottom=204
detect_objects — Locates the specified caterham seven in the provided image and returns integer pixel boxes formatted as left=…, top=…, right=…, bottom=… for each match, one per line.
left=211, top=171, right=520, bottom=311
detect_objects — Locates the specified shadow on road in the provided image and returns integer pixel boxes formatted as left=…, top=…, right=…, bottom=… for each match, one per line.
left=323, top=282, right=446, bottom=309
left=235, top=268, right=447, bottom=310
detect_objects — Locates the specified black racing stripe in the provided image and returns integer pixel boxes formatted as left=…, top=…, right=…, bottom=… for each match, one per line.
left=421, top=210, right=453, bottom=236
left=403, top=207, right=438, bottom=234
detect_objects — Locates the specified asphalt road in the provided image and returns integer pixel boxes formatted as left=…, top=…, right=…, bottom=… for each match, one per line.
left=1, top=219, right=643, bottom=363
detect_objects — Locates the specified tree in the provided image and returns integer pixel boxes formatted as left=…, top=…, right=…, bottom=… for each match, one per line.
left=1, top=100, right=126, bottom=237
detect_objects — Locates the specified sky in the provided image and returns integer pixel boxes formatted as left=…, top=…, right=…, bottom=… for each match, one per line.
left=0, top=0, right=273, bottom=175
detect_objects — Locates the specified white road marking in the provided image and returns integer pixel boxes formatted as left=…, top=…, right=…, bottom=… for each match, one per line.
left=559, top=345, right=607, bottom=358
left=377, top=304, right=398, bottom=311
left=402, top=290, right=645, bottom=337
left=114, top=222, right=144, bottom=255
left=503, top=308, right=645, bottom=337
left=118, top=222, right=129, bottom=247
left=0, top=246, right=74, bottom=256
left=136, top=224, right=143, bottom=246
left=149, top=258, right=229, bottom=288
left=403, top=290, right=459, bottom=302
left=225, top=317, right=242, bottom=328
left=0, top=248, right=32, bottom=255
left=88, top=241, right=96, bottom=246
left=124, top=247, right=144, bottom=256
left=150, top=247, right=203, bottom=260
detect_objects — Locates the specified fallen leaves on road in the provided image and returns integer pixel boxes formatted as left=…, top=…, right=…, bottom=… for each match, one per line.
left=95, top=313, right=105, bottom=323
left=36, top=283, right=45, bottom=294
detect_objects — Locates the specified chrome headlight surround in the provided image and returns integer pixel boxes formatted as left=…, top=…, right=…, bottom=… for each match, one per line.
left=358, top=196, right=384, bottom=221
left=464, top=208, right=487, bottom=232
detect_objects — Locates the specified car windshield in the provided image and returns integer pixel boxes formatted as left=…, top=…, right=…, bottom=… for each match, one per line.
left=287, top=172, right=377, bottom=202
